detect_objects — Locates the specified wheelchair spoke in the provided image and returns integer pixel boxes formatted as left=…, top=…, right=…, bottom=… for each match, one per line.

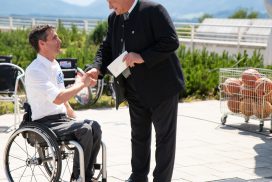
left=13, top=140, right=32, bottom=158
left=31, top=166, right=40, bottom=182
left=37, top=165, right=51, bottom=181
left=9, top=154, right=26, bottom=162
left=10, top=164, right=27, bottom=172
left=61, top=156, right=72, bottom=180
left=30, top=166, right=34, bottom=182
left=18, top=165, right=28, bottom=182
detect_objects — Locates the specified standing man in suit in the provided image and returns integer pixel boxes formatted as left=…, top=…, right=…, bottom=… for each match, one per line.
left=87, top=0, right=185, bottom=181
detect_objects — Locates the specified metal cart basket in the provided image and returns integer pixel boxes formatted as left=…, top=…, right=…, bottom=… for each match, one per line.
left=219, top=67, right=272, bottom=132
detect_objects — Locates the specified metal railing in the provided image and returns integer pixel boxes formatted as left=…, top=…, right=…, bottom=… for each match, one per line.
left=174, top=22, right=272, bottom=50
left=1, top=16, right=272, bottom=50
left=0, top=16, right=103, bottom=32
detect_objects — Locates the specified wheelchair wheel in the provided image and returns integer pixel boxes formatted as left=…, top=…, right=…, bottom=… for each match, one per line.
left=4, top=126, right=62, bottom=182
left=41, top=144, right=74, bottom=181
left=89, top=78, right=104, bottom=105
left=84, top=67, right=104, bottom=106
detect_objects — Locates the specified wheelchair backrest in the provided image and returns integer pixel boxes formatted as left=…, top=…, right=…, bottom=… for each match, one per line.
left=18, top=103, right=32, bottom=128
left=56, top=58, right=77, bottom=87
left=0, top=63, right=21, bottom=93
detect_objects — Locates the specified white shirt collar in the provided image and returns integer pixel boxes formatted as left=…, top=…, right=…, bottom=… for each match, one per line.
left=37, top=53, right=57, bottom=68
left=128, top=0, right=137, bottom=14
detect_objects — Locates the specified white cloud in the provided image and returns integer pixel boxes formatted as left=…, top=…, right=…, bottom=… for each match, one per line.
left=61, top=0, right=96, bottom=6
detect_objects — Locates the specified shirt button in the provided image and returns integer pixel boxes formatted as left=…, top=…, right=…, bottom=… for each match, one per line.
left=132, top=30, right=135, bottom=34
left=122, top=24, right=124, bottom=28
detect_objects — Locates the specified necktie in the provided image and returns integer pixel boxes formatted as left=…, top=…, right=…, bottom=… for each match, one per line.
left=122, top=12, right=131, bottom=78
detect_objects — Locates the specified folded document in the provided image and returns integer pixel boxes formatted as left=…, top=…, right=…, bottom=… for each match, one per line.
left=107, top=51, right=128, bottom=77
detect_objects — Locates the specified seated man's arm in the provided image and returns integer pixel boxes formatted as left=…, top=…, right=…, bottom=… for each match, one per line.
left=64, top=102, right=76, bottom=118
left=53, top=73, right=96, bottom=105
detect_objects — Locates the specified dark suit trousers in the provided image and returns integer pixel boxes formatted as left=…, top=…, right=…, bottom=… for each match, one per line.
left=35, top=116, right=102, bottom=180
left=126, top=82, right=178, bottom=182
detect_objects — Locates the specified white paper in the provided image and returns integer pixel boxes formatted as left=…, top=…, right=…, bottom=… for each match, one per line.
left=107, top=51, right=128, bottom=77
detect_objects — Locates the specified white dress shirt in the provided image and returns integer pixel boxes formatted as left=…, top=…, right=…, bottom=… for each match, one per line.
left=128, top=0, right=137, bottom=14
left=25, top=54, right=66, bottom=120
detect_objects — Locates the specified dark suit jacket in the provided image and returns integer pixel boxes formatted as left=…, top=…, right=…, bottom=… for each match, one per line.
left=93, top=0, right=185, bottom=109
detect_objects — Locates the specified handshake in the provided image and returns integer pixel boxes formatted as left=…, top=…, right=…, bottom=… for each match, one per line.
left=75, top=67, right=100, bottom=88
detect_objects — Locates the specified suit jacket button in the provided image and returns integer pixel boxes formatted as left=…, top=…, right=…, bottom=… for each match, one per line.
left=121, top=38, right=123, bottom=42
left=132, top=30, right=135, bottom=34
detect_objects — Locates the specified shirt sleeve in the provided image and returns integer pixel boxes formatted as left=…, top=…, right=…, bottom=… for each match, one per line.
left=26, top=69, right=61, bottom=103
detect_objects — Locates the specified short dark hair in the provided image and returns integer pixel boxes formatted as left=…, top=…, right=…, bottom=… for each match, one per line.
left=28, top=24, right=55, bottom=52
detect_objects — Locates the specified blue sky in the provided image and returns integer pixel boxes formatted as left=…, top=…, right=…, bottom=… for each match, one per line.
left=0, top=0, right=269, bottom=20
left=61, top=0, right=96, bottom=6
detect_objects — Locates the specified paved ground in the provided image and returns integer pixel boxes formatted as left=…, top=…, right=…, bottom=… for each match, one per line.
left=1, top=100, right=272, bottom=182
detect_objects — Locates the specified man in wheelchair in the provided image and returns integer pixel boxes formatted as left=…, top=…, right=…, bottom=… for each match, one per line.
left=25, top=24, right=102, bottom=182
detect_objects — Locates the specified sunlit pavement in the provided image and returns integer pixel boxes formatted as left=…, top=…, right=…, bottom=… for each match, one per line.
left=1, top=100, right=272, bottom=182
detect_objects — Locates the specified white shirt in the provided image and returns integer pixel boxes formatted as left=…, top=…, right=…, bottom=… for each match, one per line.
left=128, top=0, right=137, bottom=14
left=25, top=54, right=66, bottom=120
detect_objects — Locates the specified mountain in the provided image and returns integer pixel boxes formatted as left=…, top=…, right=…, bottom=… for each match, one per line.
left=0, top=0, right=268, bottom=20
left=0, top=0, right=110, bottom=19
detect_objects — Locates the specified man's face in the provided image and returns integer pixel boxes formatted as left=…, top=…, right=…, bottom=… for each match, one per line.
left=107, top=0, right=128, bottom=15
left=39, top=29, right=62, bottom=59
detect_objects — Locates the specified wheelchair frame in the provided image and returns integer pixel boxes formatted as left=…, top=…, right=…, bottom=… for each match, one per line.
left=0, top=62, right=26, bottom=130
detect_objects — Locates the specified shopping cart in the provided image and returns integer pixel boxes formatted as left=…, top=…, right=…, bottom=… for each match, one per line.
left=219, top=67, right=272, bottom=132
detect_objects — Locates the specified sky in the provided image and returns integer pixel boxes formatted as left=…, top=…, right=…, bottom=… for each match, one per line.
left=61, top=0, right=96, bottom=6
left=0, top=0, right=269, bottom=20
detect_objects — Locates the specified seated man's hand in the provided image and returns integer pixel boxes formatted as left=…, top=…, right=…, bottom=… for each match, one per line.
left=76, top=73, right=96, bottom=87
left=86, top=68, right=100, bottom=81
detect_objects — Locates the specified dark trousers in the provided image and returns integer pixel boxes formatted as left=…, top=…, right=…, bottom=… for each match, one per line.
left=35, top=116, right=102, bottom=181
left=127, top=92, right=178, bottom=182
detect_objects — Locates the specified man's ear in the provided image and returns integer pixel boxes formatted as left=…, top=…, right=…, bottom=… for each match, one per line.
left=38, top=39, right=45, bottom=50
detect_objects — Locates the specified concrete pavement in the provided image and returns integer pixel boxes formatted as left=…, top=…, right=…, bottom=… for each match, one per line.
left=1, top=100, right=272, bottom=182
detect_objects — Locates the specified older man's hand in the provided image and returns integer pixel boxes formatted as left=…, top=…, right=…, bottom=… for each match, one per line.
left=123, top=52, right=144, bottom=68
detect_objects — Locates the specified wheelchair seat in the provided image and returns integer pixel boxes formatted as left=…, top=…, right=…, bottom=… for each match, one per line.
left=4, top=103, right=107, bottom=182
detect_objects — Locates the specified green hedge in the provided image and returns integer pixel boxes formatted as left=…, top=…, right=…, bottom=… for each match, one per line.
left=178, top=46, right=264, bottom=99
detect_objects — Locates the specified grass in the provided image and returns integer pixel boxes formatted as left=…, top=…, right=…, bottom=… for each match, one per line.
left=69, top=95, right=118, bottom=110
left=0, top=102, right=14, bottom=115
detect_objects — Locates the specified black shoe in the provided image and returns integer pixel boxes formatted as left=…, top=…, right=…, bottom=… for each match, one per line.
left=125, top=178, right=133, bottom=182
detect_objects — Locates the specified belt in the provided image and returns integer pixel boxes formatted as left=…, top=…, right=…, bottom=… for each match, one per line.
left=34, top=113, right=67, bottom=123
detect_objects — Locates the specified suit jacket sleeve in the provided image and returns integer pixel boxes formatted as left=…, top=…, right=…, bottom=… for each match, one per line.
left=140, top=4, right=179, bottom=69
left=92, top=15, right=113, bottom=75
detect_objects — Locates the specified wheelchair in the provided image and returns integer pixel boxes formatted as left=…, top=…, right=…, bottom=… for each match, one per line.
left=3, top=103, right=107, bottom=182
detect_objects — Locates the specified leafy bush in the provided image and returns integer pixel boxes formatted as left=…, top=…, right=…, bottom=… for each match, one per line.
left=178, top=45, right=264, bottom=99
left=88, top=21, right=108, bottom=45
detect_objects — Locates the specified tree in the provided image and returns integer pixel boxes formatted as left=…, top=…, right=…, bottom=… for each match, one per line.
left=89, top=21, right=108, bottom=45
left=228, top=8, right=259, bottom=19
left=198, top=13, right=213, bottom=23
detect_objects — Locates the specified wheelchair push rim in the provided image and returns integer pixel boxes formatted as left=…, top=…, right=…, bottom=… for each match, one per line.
left=4, top=127, right=62, bottom=182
